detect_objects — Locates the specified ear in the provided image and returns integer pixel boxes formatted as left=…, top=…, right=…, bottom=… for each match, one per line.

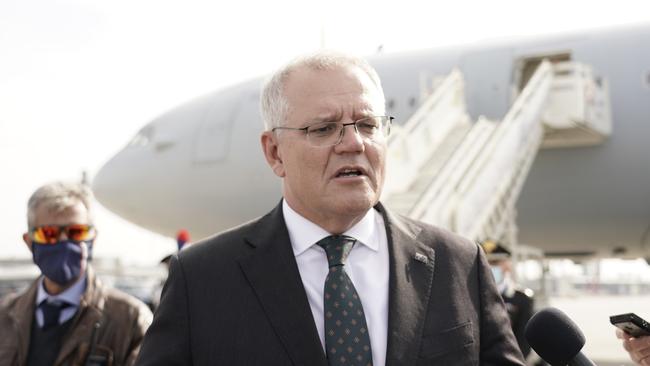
left=80, top=241, right=90, bottom=263
left=23, top=233, right=33, bottom=252
left=261, top=131, right=286, bottom=178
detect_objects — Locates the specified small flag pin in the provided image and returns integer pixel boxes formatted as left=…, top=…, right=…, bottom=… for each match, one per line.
left=414, top=253, right=428, bottom=264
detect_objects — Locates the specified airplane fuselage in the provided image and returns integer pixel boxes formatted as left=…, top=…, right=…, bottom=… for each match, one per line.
left=93, top=23, right=650, bottom=259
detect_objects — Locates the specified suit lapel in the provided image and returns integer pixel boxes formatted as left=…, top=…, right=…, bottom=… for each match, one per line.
left=9, top=278, right=39, bottom=365
left=379, top=205, right=436, bottom=366
left=238, top=203, right=327, bottom=366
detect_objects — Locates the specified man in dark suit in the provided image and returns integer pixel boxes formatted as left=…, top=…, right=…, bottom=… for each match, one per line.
left=135, top=52, right=525, bottom=366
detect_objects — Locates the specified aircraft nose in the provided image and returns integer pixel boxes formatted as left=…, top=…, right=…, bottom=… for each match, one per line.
left=91, top=78, right=271, bottom=239
left=93, top=146, right=144, bottom=221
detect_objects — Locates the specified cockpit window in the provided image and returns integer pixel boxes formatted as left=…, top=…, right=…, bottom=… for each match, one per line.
left=128, top=126, right=154, bottom=147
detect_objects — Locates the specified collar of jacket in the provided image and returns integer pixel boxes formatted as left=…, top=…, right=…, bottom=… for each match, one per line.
left=7, top=266, right=105, bottom=365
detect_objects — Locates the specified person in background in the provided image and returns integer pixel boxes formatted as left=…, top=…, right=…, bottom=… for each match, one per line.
left=481, top=239, right=535, bottom=358
left=175, top=229, right=190, bottom=251
left=0, top=181, right=152, bottom=366
left=617, top=329, right=650, bottom=365
left=151, top=229, right=193, bottom=310
left=159, top=229, right=192, bottom=269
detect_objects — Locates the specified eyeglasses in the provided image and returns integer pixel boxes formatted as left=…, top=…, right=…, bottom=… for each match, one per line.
left=271, top=116, right=393, bottom=147
left=30, top=224, right=96, bottom=245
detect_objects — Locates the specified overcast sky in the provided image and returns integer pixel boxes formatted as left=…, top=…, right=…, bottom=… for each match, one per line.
left=1, top=0, right=649, bottom=264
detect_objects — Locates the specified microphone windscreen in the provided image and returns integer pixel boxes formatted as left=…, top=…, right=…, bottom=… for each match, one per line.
left=524, top=307, right=586, bottom=366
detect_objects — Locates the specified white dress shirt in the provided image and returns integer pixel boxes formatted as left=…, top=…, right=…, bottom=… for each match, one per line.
left=283, top=200, right=389, bottom=366
left=35, top=274, right=86, bottom=327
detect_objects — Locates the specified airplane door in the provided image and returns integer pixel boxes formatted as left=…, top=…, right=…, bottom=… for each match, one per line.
left=460, top=47, right=514, bottom=120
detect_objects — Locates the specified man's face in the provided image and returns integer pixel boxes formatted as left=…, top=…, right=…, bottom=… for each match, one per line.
left=262, top=65, right=387, bottom=230
left=24, top=201, right=92, bottom=269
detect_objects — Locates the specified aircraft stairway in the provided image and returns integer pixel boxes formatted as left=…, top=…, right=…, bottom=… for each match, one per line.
left=383, top=59, right=611, bottom=245
left=383, top=69, right=472, bottom=199
left=385, top=121, right=471, bottom=214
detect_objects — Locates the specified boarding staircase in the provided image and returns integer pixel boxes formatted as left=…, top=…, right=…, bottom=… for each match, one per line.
left=382, top=59, right=611, bottom=247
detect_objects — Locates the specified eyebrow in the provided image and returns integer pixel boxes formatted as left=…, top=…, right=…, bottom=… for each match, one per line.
left=313, top=111, right=342, bottom=123
left=354, top=110, right=374, bottom=119
left=318, top=108, right=376, bottom=122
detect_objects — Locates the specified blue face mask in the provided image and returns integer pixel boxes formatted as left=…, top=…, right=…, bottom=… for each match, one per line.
left=32, top=240, right=92, bottom=286
left=490, top=266, right=504, bottom=284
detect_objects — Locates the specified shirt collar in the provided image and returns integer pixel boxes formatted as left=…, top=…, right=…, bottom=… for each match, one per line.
left=35, top=273, right=87, bottom=307
left=282, top=199, right=380, bottom=257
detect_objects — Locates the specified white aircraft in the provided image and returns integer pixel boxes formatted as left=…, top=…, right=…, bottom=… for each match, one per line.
left=93, top=23, right=650, bottom=260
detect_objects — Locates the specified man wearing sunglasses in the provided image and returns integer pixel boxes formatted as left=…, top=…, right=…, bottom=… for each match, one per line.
left=0, top=181, right=152, bottom=366
left=136, top=52, right=524, bottom=365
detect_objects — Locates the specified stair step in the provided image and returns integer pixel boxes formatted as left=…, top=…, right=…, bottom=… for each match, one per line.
left=386, top=123, right=471, bottom=215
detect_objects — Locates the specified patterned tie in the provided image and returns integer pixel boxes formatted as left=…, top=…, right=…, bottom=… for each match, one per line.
left=317, top=235, right=373, bottom=366
left=40, top=301, right=70, bottom=330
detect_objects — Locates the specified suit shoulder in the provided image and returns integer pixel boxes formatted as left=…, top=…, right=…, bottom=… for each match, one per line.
left=396, top=214, right=477, bottom=253
left=0, top=291, right=22, bottom=315
left=0, top=279, right=37, bottom=314
left=100, top=285, right=153, bottom=327
left=177, top=214, right=266, bottom=265
left=1, top=291, right=19, bottom=309
left=102, top=285, right=153, bottom=316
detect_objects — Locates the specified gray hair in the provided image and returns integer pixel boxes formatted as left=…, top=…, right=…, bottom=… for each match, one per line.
left=27, top=181, right=94, bottom=227
left=260, top=51, right=386, bottom=130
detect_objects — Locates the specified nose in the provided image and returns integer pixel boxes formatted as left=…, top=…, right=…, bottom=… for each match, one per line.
left=335, top=123, right=364, bottom=152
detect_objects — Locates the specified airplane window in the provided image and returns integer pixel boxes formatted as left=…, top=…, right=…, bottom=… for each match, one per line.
left=387, top=99, right=395, bottom=110
left=645, top=71, right=650, bottom=89
left=409, top=97, right=416, bottom=107
left=594, top=76, right=602, bottom=88
left=128, top=126, right=153, bottom=147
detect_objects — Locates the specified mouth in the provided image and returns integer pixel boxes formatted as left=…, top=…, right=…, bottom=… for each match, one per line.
left=334, top=166, right=367, bottom=178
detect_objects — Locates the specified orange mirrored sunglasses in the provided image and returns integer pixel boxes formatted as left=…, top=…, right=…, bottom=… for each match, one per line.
left=30, top=224, right=96, bottom=245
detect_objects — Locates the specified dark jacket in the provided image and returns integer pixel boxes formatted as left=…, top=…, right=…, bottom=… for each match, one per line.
left=136, top=202, right=525, bottom=366
left=0, top=267, right=152, bottom=366
left=502, top=286, right=535, bottom=357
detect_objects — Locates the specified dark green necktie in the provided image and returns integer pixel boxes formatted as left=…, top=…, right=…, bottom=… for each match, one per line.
left=317, top=235, right=373, bottom=366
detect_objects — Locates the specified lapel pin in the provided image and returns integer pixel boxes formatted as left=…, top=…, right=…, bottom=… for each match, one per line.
left=414, top=253, right=428, bottom=264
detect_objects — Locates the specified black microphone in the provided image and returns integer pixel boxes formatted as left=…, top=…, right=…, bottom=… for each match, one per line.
left=524, top=307, right=596, bottom=366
